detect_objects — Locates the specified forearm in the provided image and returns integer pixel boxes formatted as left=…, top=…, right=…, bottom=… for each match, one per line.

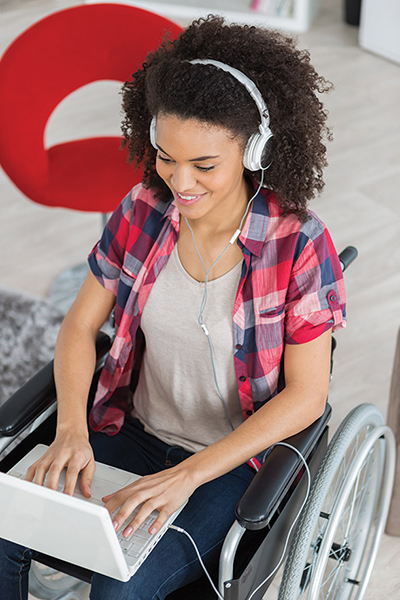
left=54, top=315, right=98, bottom=438
left=53, top=271, right=116, bottom=438
left=184, top=382, right=326, bottom=488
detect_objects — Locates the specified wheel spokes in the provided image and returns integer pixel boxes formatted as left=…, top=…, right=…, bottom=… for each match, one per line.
left=302, top=432, right=379, bottom=599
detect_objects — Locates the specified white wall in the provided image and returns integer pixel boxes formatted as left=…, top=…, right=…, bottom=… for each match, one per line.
left=360, top=0, right=400, bottom=64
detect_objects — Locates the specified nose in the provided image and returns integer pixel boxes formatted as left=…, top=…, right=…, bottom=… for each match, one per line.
left=171, top=165, right=197, bottom=193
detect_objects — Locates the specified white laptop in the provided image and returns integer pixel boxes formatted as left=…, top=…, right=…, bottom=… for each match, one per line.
left=0, top=444, right=186, bottom=581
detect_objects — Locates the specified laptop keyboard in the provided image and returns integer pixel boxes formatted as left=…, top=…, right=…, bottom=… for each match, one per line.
left=113, top=506, right=157, bottom=558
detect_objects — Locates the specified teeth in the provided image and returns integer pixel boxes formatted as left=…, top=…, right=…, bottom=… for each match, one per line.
left=178, top=193, right=198, bottom=200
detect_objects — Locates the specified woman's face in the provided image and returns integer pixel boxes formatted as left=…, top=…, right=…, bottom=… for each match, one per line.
left=155, top=114, right=249, bottom=224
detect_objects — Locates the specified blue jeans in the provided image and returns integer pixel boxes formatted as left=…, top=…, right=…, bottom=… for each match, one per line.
left=0, top=416, right=254, bottom=600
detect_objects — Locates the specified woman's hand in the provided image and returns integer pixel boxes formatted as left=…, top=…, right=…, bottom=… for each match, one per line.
left=103, top=462, right=197, bottom=537
left=25, top=431, right=96, bottom=498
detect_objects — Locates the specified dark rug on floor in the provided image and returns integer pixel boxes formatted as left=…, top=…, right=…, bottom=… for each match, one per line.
left=0, top=286, right=64, bottom=406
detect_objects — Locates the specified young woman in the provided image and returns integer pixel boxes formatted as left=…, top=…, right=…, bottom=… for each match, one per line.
left=0, top=15, right=346, bottom=600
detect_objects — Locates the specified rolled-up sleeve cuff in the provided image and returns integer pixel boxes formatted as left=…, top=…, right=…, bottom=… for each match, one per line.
left=88, top=242, right=120, bottom=295
left=285, top=295, right=347, bottom=345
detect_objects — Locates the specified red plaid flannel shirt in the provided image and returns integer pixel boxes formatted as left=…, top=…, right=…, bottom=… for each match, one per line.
left=88, top=181, right=346, bottom=457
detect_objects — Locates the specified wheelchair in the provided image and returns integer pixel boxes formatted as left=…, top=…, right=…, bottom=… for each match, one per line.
left=0, top=248, right=396, bottom=600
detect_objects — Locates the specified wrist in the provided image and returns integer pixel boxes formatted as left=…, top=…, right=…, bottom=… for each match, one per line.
left=56, top=420, right=89, bottom=441
left=180, top=451, right=219, bottom=489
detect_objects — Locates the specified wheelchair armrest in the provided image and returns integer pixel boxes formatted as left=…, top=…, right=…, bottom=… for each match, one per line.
left=235, top=403, right=331, bottom=530
left=0, top=331, right=111, bottom=437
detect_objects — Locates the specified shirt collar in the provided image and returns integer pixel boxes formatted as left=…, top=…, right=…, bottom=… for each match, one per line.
left=159, top=197, right=180, bottom=231
left=239, top=176, right=270, bottom=258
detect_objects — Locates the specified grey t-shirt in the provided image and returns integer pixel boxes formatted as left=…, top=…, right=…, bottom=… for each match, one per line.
left=132, top=244, right=244, bottom=453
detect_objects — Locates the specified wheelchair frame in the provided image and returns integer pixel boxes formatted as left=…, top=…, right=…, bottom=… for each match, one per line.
left=0, top=251, right=395, bottom=600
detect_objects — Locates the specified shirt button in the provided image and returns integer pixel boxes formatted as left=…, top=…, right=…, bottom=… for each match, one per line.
left=329, top=294, right=337, bottom=302
left=239, top=376, right=247, bottom=382
left=236, top=344, right=242, bottom=350
left=246, top=410, right=253, bottom=416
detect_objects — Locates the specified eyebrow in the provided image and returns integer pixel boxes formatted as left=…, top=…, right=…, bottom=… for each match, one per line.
left=157, top=144, right=219, bottom=162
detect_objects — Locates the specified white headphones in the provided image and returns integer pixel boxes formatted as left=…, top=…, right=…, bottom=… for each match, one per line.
left=149, top=58, right=274, bottom=172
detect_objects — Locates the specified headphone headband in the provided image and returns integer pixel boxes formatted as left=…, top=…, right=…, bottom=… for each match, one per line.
left=149, top=59, right=274, bottom=171
left=189, top=59, right=271, bottom=130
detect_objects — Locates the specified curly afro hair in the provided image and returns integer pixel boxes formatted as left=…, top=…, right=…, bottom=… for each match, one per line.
left=121, top=15, right=333, bottom=221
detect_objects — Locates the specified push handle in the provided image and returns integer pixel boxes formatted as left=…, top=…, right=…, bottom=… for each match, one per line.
left=338, top=246, right=358, bottom=272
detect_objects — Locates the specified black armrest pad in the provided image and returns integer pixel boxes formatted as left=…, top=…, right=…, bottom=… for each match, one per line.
left=0, top=332, right=111, bottom=437
left=236, top=404, right=331, bottom=530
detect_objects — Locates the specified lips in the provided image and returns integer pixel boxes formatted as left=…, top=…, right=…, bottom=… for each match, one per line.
left=174, top=191, right=207, bottom=206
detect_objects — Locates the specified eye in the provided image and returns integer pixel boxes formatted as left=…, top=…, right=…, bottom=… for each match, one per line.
left=195, top=165, right=215, bottom=173
left=157, top=154, right=173, bottom=164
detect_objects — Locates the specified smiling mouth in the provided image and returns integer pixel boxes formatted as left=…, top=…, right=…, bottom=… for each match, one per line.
left=175, top=191, right=206, bottom=206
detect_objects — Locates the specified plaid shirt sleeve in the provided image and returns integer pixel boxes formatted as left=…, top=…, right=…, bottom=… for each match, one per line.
left=284, top=214, right=346, bottom=345
left=88, top=190, right=136, bottom=295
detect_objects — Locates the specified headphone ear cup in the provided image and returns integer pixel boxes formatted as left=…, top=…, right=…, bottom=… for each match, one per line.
left=149, top=116, right=157, bottom=149
left=243, top=130, right=274, bottom=171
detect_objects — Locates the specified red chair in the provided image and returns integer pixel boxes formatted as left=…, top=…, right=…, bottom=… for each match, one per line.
left=0, top=3, right=182, bottom=213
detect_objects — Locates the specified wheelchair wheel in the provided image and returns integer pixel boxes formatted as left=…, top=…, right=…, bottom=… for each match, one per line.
left=29, top=561, right=87, bottom=600
left=278, top=404, right=396, bottom=600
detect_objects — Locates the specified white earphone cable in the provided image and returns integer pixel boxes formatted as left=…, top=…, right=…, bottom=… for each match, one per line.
left=169, top=524, right=225, bottom=600
left=184, top=170, right=265, bottom=432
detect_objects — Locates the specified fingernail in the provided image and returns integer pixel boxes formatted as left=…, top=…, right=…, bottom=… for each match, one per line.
left=149, top=526, right=157, bottom=535
left=124, top=527, right=133, bottom=537
left=113, top=521, right=119, bottom=531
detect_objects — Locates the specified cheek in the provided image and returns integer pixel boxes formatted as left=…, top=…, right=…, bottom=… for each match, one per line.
left=155, top=160, right=172, bottom=183
left=211, top=167, right=242, bottom=192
